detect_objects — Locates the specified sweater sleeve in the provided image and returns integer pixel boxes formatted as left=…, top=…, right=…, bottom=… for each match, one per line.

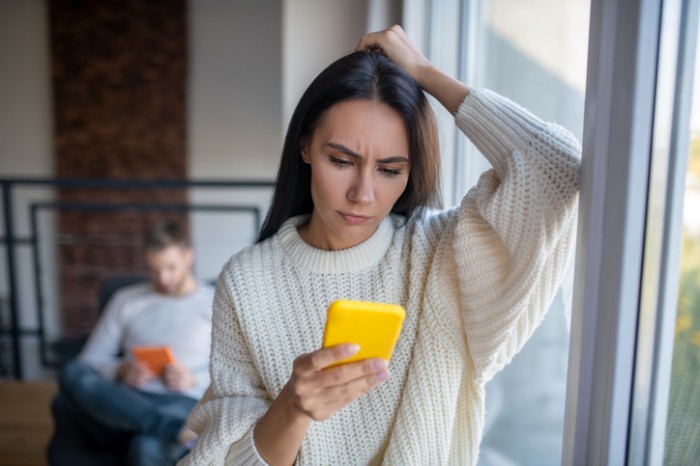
left=78, top=289, right=132, bottom=380
left=181, top=289, right=215, bottom=400
left=225, top=428, right=270, bottom=465
left=178, top=269, right=271, bottom=466
left=453, top=89, right=580, bottom=383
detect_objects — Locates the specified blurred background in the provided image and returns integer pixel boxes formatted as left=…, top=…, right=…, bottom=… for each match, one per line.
left=0, top=1, right=596, bottom=465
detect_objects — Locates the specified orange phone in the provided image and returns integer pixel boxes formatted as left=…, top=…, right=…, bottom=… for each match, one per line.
left=322, top=299, right=405, bottom=367
left=131, top=346, right=176, bottom=376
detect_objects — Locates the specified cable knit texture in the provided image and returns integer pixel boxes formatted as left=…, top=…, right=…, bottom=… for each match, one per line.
left=177, top=89, right=581, bottom=466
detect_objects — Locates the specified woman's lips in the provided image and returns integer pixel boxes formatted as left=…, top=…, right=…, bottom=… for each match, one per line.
left=339, top=212, right=371, bottom=225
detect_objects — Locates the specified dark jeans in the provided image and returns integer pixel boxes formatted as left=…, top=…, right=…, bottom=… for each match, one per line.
left=47, top=360, right=197, bottom=466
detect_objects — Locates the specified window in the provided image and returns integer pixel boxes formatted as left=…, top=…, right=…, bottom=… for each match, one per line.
left=628, top=0, right=700, bottom=463
left=404, top=1, right=589, bottom=464
left=563, top=0, right=699, bottom=463
left=664, top=124, right=700, bottom=462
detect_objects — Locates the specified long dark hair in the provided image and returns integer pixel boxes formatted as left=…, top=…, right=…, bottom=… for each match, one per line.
left=257, top=51, right=441, bottom=243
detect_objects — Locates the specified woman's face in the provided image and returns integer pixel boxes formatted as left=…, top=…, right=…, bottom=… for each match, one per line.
left=299, top=99, right=410, bottom=250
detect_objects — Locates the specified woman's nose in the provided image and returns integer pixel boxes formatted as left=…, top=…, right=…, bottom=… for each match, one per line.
left=347, top=171, right=374, bottom=204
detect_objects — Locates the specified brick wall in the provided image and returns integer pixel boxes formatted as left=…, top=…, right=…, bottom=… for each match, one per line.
left=49, top=0, right=188, bottom=336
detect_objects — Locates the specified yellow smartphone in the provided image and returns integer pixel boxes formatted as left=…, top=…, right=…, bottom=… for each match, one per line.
left=322, top=299, right=406, bottom=367
left=131, top=346, right=176, bottom=376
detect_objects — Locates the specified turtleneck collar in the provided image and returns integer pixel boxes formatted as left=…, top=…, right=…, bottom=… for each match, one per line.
left=276, top=215, right=397, bottom=273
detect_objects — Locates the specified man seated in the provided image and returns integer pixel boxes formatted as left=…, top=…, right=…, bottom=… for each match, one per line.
left=47, top=221, right=215, bottom=466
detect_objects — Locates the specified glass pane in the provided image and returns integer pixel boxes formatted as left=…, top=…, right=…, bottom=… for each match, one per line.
left=664, top=34, right=700, bottom=463
left=465, top=0, right=590, bottom=190
left=473, top=1, right=589, bottom=465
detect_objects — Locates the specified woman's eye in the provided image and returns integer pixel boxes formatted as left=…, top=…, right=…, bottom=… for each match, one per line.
left=330, top=157, right=352, bottom=167
left=380, top=167, right=402, bottom=177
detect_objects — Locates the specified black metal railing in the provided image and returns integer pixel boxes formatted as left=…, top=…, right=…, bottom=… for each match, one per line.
left=0, top=177, right=274, bottom=379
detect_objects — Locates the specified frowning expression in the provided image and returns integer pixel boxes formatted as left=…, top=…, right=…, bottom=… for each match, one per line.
left=299, top=99, right=410, bottom=250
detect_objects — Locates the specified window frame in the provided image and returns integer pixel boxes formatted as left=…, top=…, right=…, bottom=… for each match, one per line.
left=563, top=0, right=698, bottom=463
left=562, top=0, right=661, bottom=461
left=627, top=0, right=698, bottom=463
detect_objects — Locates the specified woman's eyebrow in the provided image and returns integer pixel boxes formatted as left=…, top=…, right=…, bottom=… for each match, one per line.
left=326, top=142, right=409, bottom=164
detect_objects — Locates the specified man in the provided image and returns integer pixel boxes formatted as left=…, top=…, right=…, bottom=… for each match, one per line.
left=47, top=221, right=215, bottom=466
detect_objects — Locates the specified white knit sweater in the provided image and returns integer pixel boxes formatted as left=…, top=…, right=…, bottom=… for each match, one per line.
left=178, top=89, right=581, bottom=466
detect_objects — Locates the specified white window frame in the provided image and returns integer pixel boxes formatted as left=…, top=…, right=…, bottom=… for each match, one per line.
left=627, top=0, right=698, bottom=463
left=564, top=0, right=698, bottom=463
left=562, top=0, right=660, bottom=460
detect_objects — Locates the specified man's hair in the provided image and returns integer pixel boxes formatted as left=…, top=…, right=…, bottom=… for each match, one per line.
left=143, top=220, right=190, bottom=252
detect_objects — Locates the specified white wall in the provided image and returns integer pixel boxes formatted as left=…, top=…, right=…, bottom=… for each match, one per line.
left=282, top=0, right=369, bottom=126
left=188, top=0, right=283, bottom=179
left=0, top=0, right=53, bottom=175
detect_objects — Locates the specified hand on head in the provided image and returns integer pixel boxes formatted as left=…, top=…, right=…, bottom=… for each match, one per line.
left=357, top=25, right=471, bottom=115
left=356, top=25, right=432, bottom=88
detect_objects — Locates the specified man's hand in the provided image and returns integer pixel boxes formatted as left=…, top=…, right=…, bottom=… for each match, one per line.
left=163, top=361, right=196, bottom=391
left=116, top=360, right=155, bottom=388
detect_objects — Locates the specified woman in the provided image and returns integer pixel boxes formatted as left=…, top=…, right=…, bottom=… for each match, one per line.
left=179, top=26, right=580, bottom=466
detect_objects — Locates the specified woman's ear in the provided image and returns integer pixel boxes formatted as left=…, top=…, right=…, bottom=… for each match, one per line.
left=300, top=138, right=310, bottom=164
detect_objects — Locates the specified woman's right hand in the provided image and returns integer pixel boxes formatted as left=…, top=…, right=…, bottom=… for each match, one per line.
left=285, top=343, right=389, bottom=421
left=357, top=25, right=471, bottom=115
left=356, top=25, right=433, bottom=89
left=253, top=344, right=389, bottom=465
